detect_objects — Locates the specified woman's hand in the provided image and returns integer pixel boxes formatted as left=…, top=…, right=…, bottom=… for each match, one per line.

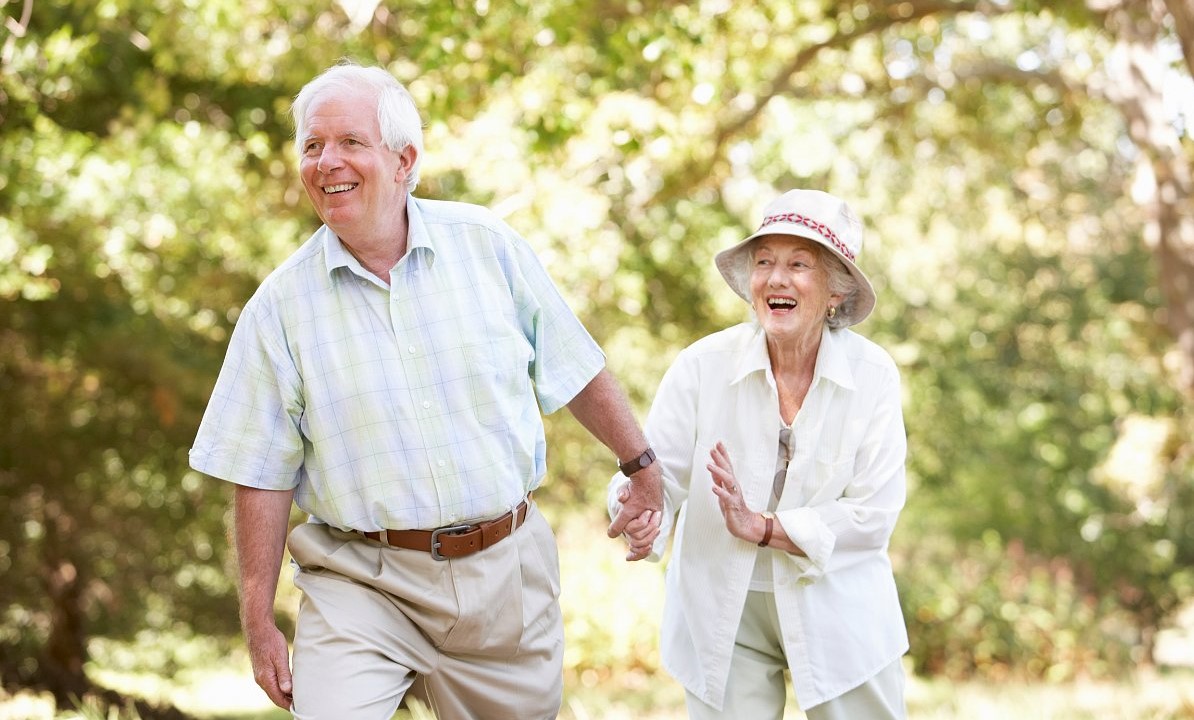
left=708, top=441, right=764, bottom=544
left=617, top=484, right=662, bottom=560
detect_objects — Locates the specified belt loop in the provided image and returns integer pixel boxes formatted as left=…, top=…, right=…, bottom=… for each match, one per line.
left=509, top=499, right=521, bottom=535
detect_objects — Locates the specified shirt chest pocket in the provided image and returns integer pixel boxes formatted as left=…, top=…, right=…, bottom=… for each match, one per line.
left=459, top=334, right=533, bottom=429
left=797, top=418, right=866, bottom=501
left=800, top=456, right=853, bottom=502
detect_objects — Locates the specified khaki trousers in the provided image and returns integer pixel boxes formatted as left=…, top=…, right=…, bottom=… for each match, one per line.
left=685, top=590, right=906, bottom=720
left=286, top=504, right=564, bottom=720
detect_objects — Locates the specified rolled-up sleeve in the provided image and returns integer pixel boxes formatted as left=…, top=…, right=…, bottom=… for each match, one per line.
left=777, top=362, right=906, bottom=582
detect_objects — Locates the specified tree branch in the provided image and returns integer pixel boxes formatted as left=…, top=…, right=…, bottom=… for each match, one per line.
left=1163, top=0, right=1194, bottom=78
left=653, top=0, right=1003, bottom=204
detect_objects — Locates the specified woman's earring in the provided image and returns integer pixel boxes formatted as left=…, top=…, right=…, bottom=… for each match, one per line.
left=827, top=306, right=837, bottom=319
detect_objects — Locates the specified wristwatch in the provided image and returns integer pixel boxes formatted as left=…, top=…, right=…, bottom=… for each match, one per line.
left=618, top=447, right=657, bottom=477
left=758, top=511, right=775, bottom=547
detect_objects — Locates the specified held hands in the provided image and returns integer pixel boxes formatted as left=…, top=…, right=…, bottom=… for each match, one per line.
left=245, top=620, right=293, bottom=709
left=708, top=441, right=765, bottom=543
left=608, top=462, right=664, bottom=561
left=616, top=482, right=663, bottom=561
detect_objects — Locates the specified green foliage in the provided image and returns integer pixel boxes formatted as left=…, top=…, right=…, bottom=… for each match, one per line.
left=900, top=531, right=1137, bottom=681
left=2, top=0, right=1193, bottom=707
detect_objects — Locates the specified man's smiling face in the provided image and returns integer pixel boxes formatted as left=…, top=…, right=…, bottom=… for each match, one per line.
left=298, top=85, right=411, bottom=241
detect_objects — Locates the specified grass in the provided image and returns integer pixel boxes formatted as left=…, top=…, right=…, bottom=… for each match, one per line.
left=6, top=666, right=1194, bottom=720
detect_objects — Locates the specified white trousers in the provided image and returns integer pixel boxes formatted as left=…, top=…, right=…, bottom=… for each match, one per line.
left=685, top=590, right=906, bottom=720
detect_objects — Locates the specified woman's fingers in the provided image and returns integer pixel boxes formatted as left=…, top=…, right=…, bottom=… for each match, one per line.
left=624, top=510, right=661, bottom=542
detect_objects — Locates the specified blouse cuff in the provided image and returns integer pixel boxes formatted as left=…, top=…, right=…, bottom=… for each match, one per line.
left=776, top=507, right=835, bottom=584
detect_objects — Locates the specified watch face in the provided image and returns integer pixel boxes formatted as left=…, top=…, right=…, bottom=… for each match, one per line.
left=621, top=449, right=654, bottom=475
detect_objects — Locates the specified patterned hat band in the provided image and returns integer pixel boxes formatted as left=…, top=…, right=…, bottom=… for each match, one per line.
left=757, top=212, right=856, bottom=262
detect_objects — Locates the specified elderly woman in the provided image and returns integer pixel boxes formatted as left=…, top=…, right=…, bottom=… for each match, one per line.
left=611, top=189, right=909, bottom=719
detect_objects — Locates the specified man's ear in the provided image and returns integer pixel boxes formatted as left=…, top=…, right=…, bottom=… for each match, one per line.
left=395, top=144, right=418, bottom=183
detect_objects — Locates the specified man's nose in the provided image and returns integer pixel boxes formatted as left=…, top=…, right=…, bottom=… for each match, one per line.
left=317, top=146, right=341, bottom=173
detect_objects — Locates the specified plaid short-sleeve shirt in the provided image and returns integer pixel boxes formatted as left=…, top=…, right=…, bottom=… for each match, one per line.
left=189, top=195, right=605, bottom=530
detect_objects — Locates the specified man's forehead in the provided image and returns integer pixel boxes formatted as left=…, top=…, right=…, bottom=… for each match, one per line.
left=303, top=94, right=379, bottom=136
left=305, top=85, right=376, bottom=120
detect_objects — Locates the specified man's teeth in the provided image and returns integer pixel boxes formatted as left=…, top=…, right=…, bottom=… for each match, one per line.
left=324, top=183, right=356, bottom=194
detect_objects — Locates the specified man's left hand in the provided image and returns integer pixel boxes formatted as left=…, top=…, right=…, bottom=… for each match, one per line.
left=608, top=464, right=663, bottom=557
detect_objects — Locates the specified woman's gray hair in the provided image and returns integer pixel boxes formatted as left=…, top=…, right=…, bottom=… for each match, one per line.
left=819, top=245, right=860, bottom=329
left=291, top=61, right=425, bottom=191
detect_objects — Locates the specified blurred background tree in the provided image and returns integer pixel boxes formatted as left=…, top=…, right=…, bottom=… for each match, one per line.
left=1, top=0, right=1192, bottom=715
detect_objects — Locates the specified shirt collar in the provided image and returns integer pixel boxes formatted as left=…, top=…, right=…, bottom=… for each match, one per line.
left=403, top=193, right=436, bottom=266
left=730, top=322, right=856, bottom=392
left=814, top=324, right=855, bottom=391
left=730, top=323, right=772, bottom=386
left=322, top=193, right=436, bottom=278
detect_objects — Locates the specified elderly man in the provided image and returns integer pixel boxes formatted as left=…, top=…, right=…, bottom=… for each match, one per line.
left=190, top=61, right=662, bottom=720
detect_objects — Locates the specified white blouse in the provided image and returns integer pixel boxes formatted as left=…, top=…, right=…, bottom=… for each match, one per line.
left=610, top=321, right=909, bottom=710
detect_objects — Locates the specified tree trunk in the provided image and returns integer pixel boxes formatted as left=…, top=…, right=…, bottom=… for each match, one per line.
left=1101, top=0, right=1194, bottom=398
left=41, top=556, right=89, bottom=706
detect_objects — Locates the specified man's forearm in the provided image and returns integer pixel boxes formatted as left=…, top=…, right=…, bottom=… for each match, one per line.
left=568, top=368, right=663, bottom=545
left=566, top=368, right=650, bottom=462
left=234, top=485, right=295, bottom=630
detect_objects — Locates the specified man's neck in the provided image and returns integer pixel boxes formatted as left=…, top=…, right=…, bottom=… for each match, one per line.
left=341, top=231, right=407, bottom=284
left=336, top=201, right=411, bottom=283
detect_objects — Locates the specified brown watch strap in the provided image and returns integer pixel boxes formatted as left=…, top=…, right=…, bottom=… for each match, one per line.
left=618, top=447, right=656, bottom=477
left=758, top=514, right=774, bottom=547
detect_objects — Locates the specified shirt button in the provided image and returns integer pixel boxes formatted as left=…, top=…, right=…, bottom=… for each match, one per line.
left=437, top=460, right=446, bottom=467
left=408, top=345, right=416, bottom=354
left=422, top=400, right=431, bottom=409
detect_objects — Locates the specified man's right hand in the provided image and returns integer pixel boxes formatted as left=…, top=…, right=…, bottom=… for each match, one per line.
left=234, top=485, right=295, bottom=708
left=246, top=621, right=293, bottom=709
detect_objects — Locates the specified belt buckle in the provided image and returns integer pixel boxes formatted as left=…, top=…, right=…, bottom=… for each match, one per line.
left=430, top=524, right=472, bottom=561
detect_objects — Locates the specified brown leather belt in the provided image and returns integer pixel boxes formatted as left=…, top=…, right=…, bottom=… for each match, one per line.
left=361, top=498, right=530, bottom=561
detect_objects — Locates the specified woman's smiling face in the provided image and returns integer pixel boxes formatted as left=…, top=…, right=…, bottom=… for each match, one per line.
left=749, top=235, right=841, bottom=346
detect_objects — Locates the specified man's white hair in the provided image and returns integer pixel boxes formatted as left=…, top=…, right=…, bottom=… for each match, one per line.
left=291, top=61, right=425, bottom=191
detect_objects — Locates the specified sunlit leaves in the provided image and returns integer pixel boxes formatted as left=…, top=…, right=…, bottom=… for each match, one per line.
left=2, top=0, right=1192, bottom=695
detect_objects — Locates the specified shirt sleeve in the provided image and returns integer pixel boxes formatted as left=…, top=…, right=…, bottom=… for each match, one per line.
left=776, top=360, right=907, bottom=583
left=606, top=348, right=698, bottom=561
left=188, top=294, right=306, bottom=489
left=504, top=232, right=605, bottom=414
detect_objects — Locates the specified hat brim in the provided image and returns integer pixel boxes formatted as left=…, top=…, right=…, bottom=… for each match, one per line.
left=715, top=225, right=876, bottom=326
